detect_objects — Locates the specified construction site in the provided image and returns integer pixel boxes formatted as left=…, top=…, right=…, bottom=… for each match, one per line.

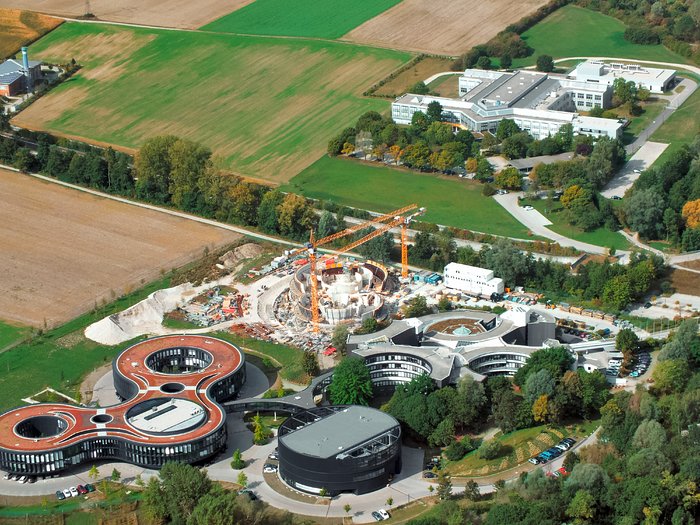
left=84, top=206, right=433, bottom=353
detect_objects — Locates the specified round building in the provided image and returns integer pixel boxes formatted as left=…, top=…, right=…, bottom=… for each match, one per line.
left=277, top=405, right=401, bottom=496
left=0, top=335, right=245, bottom=476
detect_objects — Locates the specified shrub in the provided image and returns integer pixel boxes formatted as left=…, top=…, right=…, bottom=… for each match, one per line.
left=479, top=439, right=505, bottom=460
left=445, top=438, right=478, bottom=460
left=624, top=26, right=660, bottom=45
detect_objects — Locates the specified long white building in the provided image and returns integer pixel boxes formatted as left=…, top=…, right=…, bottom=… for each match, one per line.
left=443, top=263, right=504, bottom=296
left=392, top=68, right=623, bottom=139
left=571, top=60, right=676, bottom=94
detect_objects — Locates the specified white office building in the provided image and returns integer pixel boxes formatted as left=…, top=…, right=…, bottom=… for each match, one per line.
left=443, top=263, right=504, bottom=296
left=571, top=60, right=676, bottom=94
left=392, top=68, right=623, bottom=139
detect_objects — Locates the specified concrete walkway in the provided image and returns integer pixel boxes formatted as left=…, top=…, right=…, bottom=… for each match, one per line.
left=492, top=192, right=631, bottom=258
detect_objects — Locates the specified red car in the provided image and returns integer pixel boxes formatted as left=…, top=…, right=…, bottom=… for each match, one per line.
left=76, top=485, right=88, bottom=495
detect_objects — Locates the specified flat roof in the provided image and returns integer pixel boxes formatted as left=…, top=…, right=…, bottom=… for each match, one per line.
left=280, top=406, right=398, bottom=459
left=128, top=398, right=205, bottom=434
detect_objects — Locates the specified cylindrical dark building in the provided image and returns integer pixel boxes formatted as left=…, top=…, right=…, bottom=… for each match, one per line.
left=277, top=405, right=401, bottom=496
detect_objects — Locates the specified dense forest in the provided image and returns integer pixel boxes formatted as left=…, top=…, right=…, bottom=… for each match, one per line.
left=404, top=319, right=700, bottom=525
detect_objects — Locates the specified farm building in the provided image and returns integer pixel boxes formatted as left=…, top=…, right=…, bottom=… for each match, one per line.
left=443, top=262, right=504, bottom=296
left=0, top=48, right=41, bottom=97
left=392, top=67, right=623, bottom=139
left=571, top=60, right=676, bottom=94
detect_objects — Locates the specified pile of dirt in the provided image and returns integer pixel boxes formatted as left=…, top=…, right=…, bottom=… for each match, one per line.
left=219, top=243, right=264, bottom=269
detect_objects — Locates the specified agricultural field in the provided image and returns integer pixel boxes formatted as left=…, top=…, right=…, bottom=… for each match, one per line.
left=203, top=0, right=401, bottom=39
left=15, top=23, right=409, bottom=183
left=0, top=0, right=250, bottom=29
left=0, top=169, right=241, bottom=328
left=344, top=0, right=549, bottom=56
left=511, top=5, right=687, bottom=67
left=282, top=156, right=533, bottom=238
left=0, top=8, right=61, bottom=59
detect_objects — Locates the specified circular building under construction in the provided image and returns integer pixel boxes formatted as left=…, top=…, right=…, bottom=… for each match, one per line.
left=287, top=257, right=391, bottom=325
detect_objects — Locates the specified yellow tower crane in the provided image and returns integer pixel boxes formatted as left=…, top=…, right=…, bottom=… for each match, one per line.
left=286, top=205, right=425, bottom=332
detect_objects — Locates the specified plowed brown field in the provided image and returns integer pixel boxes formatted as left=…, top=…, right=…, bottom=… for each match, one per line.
left=0, top=0, right=254, bottom=29
left=344, top=0, right=549, bottom=56
left=0, top=169, right=241, bottom=328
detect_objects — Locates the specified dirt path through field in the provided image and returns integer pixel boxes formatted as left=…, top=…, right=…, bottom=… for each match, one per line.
left=0, top=168, right=241, bottom=328
left=344, top=0, right=549, bottom=56
left=0, top=0, right=254, bottom=29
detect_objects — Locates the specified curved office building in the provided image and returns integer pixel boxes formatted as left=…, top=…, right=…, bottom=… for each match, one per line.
left=277, top=405, right=401, bottom=496
left=0, top=335, right=246, bottom=475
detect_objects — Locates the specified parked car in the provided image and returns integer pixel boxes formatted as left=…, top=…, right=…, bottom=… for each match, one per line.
left=562, top=438, right=576, bottom=446
left=557, top=467, right=570, bottom=477
left=239, top=489, right=257, bottom=500
left=56, top=490, right=65, bottom=500
left=18, top=476, right=27, bottom=484
left=546, top=448, right=563, bottom=458
left=63, top=489, right=72, bottom=498
left=378, top=509, right=391, bottom=520
left=268, top=453, right=279, bottom=461
left=523, top=205, right=534, bottom=211
left=528, top=457, right=541, bottom=465
left=424, top=471, right=437, bottom=479
left=85, top=483, right=95, bottom=492
left=69, top=486, right=79, bottom=497
left=263, top=464, right=278, bottom=474
left=537, top=455, right=550, bottom=463
left=77, top=485, right=88, bottom=495
left=27, top=476, right=36, bottom=484
left=372, top=511, right=385, bottom=521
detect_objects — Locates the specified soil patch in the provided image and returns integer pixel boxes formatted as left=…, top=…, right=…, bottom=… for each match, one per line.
left=678, top=259, right=700, bottom=271
left=670, top=268, right=700, bottom=296
left=0, top=169, right=241, bottom=328
left=344, top=0, right=549, bottom=55
left=0, top=0, right=255, bottom=29
left=79, top=362, right=112, bottom=404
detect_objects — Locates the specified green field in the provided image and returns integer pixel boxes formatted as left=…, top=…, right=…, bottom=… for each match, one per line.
left=283, top=156, right=533, bottom=238
left=512, top=5, right=687, bottom=67
left=22, top=23, right=409, bottom=184
left=651, top=82, right=700, bottom=149
left=0, top=320, right=30, bottom=351
left=523, top=198, right=631, bottom=251
left=202, top=0, right=401, bottom=39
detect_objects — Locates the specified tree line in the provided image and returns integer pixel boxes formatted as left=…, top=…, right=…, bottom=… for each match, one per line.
left=623, top=136, right=700, bottom=250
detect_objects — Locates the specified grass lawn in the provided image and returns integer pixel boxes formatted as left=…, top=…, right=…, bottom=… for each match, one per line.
left=651, top=81, right=700, bottom=149
left=523, top=198, right=631, bottom=251
left=214, top=332, right=305, bottom=383
left=445, top=425, right=569, bottom=477
left=283, top=156, right=534, bottom=238
left=621, top=98, right=668, bottom=145
left=202, top=0, right=401, bottom=39
left=20, top=23, right=410, bottom=184
left=0, top=320, right=30, bottom=350
left=512, top=5, right=687, bottom=67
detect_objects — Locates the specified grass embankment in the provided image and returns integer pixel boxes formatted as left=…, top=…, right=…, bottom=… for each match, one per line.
left=0, top=320, right=30, bottom=351
left=0, top=8, right=62, bottom=59
left=22, top=22, right=410, bottom=183
left=651, top=80, right=700, bottom=166
left=512, top=5, right=687, bottom=68
left=0, top=276, right=171, bottom=412
left=202, top=0, right=401, bottom=39
left=284, top=156, right=534, bottom=238
left=521, top=197, right=631, bottom=251
left=0, top=272, right=306, bottom=410
left=621, top=98, right=668, bottom=145
left=445, top=421, right=597, bottom=478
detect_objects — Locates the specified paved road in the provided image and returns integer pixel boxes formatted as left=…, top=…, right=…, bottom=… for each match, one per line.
left=492, top=193, right=631, bottom=258
left=601, top=141, right=669, bottom=198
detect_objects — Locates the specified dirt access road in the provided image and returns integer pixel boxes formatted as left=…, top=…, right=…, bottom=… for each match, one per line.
left=0, top=168, right=241, bottom=328
left=344, top=0, right=549, bottom=56
left=0, top=0, right=253, bottom=29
